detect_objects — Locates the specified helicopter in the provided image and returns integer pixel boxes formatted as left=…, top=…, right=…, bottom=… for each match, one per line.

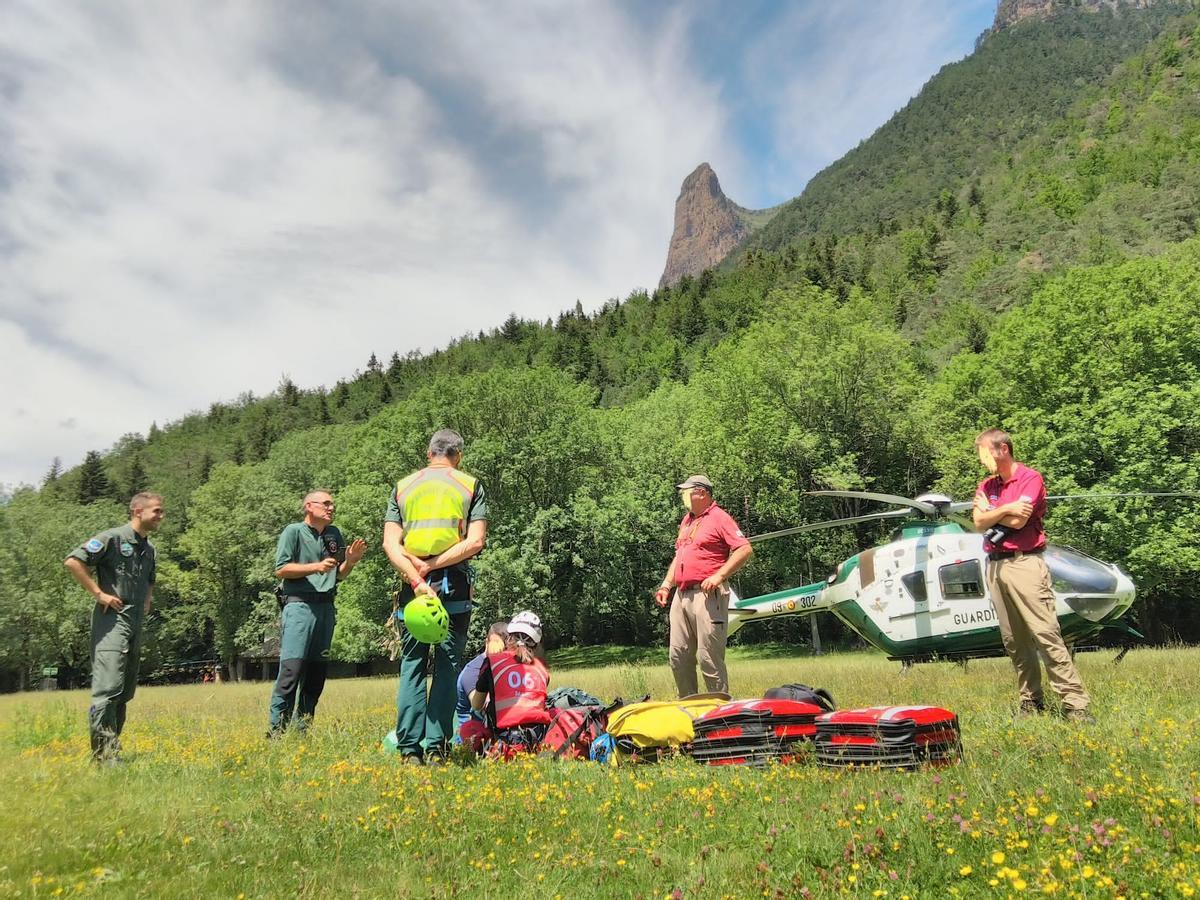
left=727, top=490, right=1197, bottom=665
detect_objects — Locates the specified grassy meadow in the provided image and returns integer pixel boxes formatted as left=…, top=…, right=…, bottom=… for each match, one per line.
left=2, top=646, right=1199, bottom=898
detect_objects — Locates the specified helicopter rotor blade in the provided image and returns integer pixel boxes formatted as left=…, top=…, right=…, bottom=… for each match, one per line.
left=948, top=513, right=977, bottom=532
left=948, top=491, right=1199, bottom=513
left=807, top=489, right=938, bottom=515
left=749, top=508, right=914, bottom=543
left=1046, top=492, right=1200, bottom=502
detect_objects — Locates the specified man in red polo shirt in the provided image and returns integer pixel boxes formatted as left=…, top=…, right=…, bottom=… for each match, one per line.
left=972, top=429, right=1093, bottom=722
left=654, top=475, right=753, bottom=697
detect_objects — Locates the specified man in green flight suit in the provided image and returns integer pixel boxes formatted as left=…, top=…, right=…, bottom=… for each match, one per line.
left=64, top=491, right=165, bottom=763
left=383, top=428, right=488, bottom=761
left=268, top=489, right=366, bottom=735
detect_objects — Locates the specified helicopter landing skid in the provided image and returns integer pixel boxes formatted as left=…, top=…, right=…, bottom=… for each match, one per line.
left=888, top=647, right=1009, bottom=668
left=898, top=656, right=971, bottom=674
left=890, top=642, right=1133, bottom=669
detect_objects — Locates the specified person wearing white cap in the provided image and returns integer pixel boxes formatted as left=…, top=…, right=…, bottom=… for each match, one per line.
left=507, top=611, right=543, bottom=644
left=469, top=610, right=551, bottom=751
left=653, top=475, right=752, bottom=696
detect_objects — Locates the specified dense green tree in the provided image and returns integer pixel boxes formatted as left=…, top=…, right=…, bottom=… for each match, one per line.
left=197, top=451, right=214, bottom=485
left=500, top=313, right=523, bottom=342
left=5, top=6, right=1200, bottom=686
left=41, top=458, right=62, bottom=494
left=279, top=376, right=300, bottom=407
left=932, top=240, right=1200, bottom=641
left=77, top=451, right=111, bottom=505
left=387, top=352, right=403, bottom=381
left=125, top=454, right=148, bottom=498
left=178, top=463, right=292, bottom=677
left=248, top=418, right=273, bottom=462
left=685, top=287, right=937, bottom=549
left=0, top=492, right=122, bottom=689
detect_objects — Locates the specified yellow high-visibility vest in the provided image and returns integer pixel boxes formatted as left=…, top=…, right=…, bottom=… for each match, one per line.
left=395, top=467, right=478, bottom=557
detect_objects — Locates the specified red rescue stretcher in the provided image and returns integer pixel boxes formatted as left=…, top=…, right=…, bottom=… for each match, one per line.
left=814, top=705, right=962, bottom=768
left=691, top=698, right=824, bottom=767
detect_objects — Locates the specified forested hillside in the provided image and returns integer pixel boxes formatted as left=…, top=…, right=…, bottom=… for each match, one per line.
left=2, top=4, right=1199, bottom=689
left=737, top=1, right=1189, bottom=255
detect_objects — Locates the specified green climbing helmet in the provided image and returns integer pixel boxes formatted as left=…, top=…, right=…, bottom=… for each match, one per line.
left=404, top=593, right=450, bottom=644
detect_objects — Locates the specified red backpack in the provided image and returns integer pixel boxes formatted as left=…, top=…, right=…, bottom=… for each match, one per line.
left=541, top=705, right=606, bottom=759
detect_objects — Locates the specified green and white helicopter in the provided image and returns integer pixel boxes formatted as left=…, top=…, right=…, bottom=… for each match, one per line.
left=728, top=490, right=1196, bottom=664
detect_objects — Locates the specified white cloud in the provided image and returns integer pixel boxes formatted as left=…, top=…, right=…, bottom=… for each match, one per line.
left=0, top=0, right=739, bottom=485
left=0, top=0, right=997, bottom=487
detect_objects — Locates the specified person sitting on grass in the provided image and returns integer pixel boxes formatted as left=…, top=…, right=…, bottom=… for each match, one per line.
left=454, top=621, right=509, bottom=743
left=468, top=611, right=550, bottom=753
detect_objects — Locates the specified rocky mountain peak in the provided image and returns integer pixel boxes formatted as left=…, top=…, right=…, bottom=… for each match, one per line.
left=992, top=0, right=1159, bottom=32
left=659, top=164, right=768, bottom=289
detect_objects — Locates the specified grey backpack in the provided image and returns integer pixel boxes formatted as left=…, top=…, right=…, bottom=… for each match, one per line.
left=763, top=683, right=836, bottom=711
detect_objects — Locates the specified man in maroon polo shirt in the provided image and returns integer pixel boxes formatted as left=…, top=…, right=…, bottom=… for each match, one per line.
left=654, top=475, right=753, bottom=697
left=972, top=428, right=1093, bottom=722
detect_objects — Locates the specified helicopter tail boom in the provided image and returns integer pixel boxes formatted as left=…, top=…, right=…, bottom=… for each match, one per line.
left=728, top=581, right=831, bottom=636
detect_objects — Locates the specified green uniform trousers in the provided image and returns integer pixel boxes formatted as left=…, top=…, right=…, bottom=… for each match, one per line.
left=394, top=609, right=470, bottom=757
left=89, top=602, right=145, bottom=758
left=269, top=599, right=337, bottom=731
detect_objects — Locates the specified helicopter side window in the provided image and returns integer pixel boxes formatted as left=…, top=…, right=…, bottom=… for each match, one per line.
left=900, top=571, right=928, bottom=602
left=939, top=561, right=984, bottom=599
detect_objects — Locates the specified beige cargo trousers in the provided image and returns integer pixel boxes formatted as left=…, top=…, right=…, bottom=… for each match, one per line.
left=987, top=552, right=1090, bottom=711
left=669, top=586, right=730, bottom=697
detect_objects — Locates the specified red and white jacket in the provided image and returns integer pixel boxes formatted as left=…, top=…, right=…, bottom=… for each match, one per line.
left=488, top=651, right=551, bottom=729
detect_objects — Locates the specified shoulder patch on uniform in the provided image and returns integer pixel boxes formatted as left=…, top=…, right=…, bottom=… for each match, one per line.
left=85, top=538, right=104, bottom=553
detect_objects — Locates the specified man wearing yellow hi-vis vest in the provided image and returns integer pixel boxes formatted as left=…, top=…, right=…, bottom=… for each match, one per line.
left=383, top=428, right=488, bottom=761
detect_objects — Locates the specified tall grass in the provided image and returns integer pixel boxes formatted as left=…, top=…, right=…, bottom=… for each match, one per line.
left=2, top=646, right=1197, bottom=897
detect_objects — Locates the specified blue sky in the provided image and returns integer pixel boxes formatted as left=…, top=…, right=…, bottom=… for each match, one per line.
left=0, top=0, right=996, bottom=487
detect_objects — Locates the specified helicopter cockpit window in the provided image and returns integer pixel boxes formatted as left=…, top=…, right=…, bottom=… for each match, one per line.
left=1043, top=546, right=1118, bottom=594
left=939, top=561, right=984, bottom=599
left=900, top=571, right=928, bottom=602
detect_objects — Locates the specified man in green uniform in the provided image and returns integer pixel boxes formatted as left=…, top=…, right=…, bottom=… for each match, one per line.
left=64, top=491, right=164, bottom=763
left=268, top=489, right=366, bottom=735
left=383, top=429, right=488, bottom=761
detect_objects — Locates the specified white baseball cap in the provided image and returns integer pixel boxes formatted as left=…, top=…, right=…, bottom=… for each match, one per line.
left=508, top=610, right=542, bottom=644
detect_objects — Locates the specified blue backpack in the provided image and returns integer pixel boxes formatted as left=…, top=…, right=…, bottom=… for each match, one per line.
left=590, top=733, right=616, bottom=763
